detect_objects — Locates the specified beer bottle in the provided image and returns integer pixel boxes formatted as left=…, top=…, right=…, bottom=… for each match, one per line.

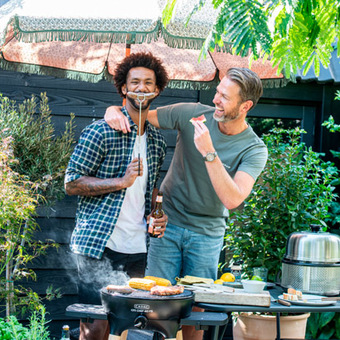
left=60, top=325, right=70, bottom=340
left=148, top=192, right=164, bottom=238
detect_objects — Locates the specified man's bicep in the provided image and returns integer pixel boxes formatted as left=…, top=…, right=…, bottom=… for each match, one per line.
left=66, top=128, right=105, bottom=178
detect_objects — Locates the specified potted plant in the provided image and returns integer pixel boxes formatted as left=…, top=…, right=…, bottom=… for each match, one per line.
left=224, top=127, right=339, bottom=339
left=233, top=312, right=311, bottom=340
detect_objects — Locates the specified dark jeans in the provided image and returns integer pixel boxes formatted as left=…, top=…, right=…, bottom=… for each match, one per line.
left=76, top=248, right=147, bottom=304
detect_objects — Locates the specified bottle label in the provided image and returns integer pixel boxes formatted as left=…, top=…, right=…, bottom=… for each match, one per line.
left=148, top=217, right=161, bottom=235
left=148, top=217, right=155, bottom=234
left=156, top=195, right=163, bottom=203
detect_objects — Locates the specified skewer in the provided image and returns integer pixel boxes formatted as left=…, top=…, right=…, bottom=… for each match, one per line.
left=126, top=92, right=156, bottom=175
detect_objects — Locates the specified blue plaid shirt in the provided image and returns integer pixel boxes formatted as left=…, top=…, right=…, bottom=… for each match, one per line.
left=65, top=107, right=166, bottom=259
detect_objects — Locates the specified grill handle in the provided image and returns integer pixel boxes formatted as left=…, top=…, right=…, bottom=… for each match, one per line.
left=134, top=315, right=147, bottom=329
left=310, top=224, right=321, bottom=232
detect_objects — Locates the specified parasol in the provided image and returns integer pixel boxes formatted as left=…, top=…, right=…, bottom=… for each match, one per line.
left=0, top=0, right=285, bottom=90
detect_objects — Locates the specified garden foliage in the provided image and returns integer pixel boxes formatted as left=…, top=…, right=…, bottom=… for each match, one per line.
left=225, top=127, right=339, bottom=282
left=0, top=93, right=74, bottom=316
left=0, top=306, right=50, bottom=340
left=0, top=93, right=75, bottom=205
left=163, top=0, right=340, bottom=78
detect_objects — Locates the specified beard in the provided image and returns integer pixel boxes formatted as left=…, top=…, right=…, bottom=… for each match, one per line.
left=126, top=91, right=156, bottom=111
left=213, top=108, right=240, bottom=123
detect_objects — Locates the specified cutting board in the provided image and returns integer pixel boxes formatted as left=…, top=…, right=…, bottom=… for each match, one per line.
left=191, top=286, right=271, bottom=307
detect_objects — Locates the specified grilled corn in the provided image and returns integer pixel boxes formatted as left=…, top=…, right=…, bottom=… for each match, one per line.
left=128, top=278, right=156, bottom=291
left=144, top=276, right=172, bottom=287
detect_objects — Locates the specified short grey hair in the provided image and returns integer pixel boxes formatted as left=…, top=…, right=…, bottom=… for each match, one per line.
left=226, top=67, right=263, bottom=110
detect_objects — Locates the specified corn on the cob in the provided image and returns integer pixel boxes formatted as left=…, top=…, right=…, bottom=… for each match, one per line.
left=144, top=276, right=172, bottom=287
left=128, top=278, right=156, bottom=291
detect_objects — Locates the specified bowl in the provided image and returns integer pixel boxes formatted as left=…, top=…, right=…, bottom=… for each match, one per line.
left=241, top=280, right=266, bottom=293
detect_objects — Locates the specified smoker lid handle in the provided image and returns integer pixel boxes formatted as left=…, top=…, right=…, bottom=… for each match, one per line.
left=310, top=224, right=321, bottom=232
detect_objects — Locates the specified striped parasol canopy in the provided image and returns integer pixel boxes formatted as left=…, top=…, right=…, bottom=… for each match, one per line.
left=0, top=0, right=285, bottom=89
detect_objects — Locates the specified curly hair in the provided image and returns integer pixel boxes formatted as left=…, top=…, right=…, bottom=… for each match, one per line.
left=113, top=52, right=169, bottom=98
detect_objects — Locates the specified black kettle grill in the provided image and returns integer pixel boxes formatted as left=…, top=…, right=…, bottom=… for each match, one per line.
left=65, top=287, right=229, bottom=340
left=100, top=288, right=194, bottom=338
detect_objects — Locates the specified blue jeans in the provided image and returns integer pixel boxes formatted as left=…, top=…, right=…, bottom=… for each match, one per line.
left=145, top=223, right=224, bottom=284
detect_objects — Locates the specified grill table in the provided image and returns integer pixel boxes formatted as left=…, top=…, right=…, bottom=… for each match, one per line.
left=66, top=304, right=229, bottom=340
left=196, top=286, right=340, bottom=340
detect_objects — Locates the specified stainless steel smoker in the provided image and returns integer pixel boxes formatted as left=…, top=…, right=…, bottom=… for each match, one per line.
left=281, top=225, right=340, bottom=296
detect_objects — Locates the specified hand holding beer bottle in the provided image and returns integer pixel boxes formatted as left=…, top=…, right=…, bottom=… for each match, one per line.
left=148, top=191, right=167, bottom=238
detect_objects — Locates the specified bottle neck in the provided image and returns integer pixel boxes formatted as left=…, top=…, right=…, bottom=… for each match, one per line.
left=155, top=201, right=162, bottom=209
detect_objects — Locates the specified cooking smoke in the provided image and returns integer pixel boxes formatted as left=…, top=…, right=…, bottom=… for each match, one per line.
left=78, top=256, right=131, bottom=287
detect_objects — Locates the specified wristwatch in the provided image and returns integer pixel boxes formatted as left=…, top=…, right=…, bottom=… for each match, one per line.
left=204, top=151, right=218, bottom=162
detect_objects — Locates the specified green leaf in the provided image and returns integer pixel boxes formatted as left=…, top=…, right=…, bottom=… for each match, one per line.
left=319, top=312, right=336, bottom=328
left=335, top=314, right=340, bottom=338
left=162, top=0, right=179, bottom=27
left=303, top=53, right=316, bottom=75
left=318, top=327, right=335, bottom=339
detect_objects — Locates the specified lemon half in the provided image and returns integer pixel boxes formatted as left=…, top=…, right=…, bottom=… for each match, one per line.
left=214, top=279, right=224, bottom=284
left=220, top=273, right=235, bottom=282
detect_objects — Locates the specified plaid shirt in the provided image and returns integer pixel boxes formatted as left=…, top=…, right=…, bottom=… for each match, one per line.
left=65, top=107, right=166, bottom=259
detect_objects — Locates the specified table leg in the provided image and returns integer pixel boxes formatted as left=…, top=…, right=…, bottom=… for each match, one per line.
left=276, top=312, right=281, bottom=340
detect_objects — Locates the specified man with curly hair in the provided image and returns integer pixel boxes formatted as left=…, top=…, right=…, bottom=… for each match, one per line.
left=64, top=52, right=169, bottom=340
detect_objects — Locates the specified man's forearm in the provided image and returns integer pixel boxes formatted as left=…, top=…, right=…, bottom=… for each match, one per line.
left=205, top=157, right=255, bottom=210
left=65, top=176, right=126, bottom=196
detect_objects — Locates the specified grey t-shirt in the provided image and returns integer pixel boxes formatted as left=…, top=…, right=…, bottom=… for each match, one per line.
left=157, top=102, right=268, bottom=237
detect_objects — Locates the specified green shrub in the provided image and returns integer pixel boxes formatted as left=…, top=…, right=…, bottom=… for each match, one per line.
left=0, top=93, right=74, bottom=316
left=225, top=127, right=339, bottom=282
left=0, top=305, right=50, bottom=340
left=0, top=92, right=75, bottom=205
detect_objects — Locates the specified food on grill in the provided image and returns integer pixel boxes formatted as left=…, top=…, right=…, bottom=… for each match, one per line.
left=128, top=278, right=157, bottom=291
left=106, top=285, right=134, bottom=294
left=150, top=285, right=184, bottom=296
left=176, top=275, right=214, bottom=285
left=190, top=114, right=206, bottom=124
left=144, top=276, right=172, bottom=287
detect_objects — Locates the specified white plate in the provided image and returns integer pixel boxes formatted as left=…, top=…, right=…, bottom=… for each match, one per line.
left=278, top=294, right=337, bottom=306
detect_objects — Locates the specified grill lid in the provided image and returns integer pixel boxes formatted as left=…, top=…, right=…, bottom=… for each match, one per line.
left=284, top=225, right=340, bottom=263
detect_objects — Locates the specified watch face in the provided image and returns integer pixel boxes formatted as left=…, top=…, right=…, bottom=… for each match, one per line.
left=206, top=154, right=214, bottom=161
left=205, top=152, right=216, bottom=161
